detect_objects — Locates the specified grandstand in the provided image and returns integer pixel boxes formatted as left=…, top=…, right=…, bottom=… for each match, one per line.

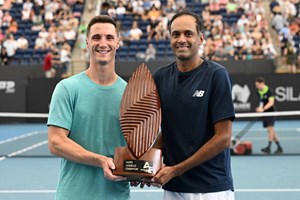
left=0, top=0, right=299, bottom=76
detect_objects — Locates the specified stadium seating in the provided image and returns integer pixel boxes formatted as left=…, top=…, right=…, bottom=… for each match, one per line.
left=2, top=1, right=84, bottom=65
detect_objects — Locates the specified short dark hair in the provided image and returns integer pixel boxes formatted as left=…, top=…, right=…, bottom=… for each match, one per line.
left=255, top=77, right=266, bottom=83
left=86, top=15, right=119, bottom=37
left=169, top=10, right=204, bottom=35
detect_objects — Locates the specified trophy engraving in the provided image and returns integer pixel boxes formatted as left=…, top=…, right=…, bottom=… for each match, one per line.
left=113, top=63, right=162, bottom=181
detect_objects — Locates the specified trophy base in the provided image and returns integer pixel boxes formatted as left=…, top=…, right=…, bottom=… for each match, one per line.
left=113, top=147, right=162, bottom=181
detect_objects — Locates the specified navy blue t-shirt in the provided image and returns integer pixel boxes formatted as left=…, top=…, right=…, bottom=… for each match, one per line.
left=153, top=60, right=235, bottom=193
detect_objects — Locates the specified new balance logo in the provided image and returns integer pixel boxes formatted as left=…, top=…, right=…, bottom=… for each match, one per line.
left=192, top=90, right=205, bottom=97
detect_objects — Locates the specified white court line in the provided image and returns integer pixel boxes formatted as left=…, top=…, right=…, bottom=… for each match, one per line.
left=1, top=189, right=300, bottom=194
left=0, top=131, right=44, bottom=145
left=0, top=140, right=48, bottom=161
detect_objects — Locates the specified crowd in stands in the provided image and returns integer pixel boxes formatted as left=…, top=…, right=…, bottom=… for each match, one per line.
left=99, top=0, right=299, bottom=69
left=0, top=0, right=299, bottom=74
left=0, top=0, right=85, bottom=77
left=270, top=0, right=300, bottom=74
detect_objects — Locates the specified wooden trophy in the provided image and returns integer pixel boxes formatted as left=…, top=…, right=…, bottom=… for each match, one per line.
left=113, top=63, right=162, bottom=181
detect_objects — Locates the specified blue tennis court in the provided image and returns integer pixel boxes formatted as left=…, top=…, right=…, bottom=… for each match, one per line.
left=0, top=115, right=300, bottom=200
left=0, top=156, right=299, bottom=200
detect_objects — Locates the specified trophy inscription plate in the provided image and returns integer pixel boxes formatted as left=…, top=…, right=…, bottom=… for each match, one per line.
left=113, top=63, right=162, bottom=181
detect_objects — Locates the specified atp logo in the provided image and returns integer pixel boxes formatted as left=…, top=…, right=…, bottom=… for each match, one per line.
left=142, top=162, right=153, bottom=173
left=232, top=84, right=251, bottom=111
left=192, top=90, right=205, bottom=97
left=0, top=81, right=15, bottom=94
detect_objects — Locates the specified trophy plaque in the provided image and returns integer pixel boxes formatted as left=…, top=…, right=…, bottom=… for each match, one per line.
left=113, top=63, right=162, bottom=181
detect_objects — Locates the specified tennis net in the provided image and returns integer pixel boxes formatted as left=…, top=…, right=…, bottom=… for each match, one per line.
left=0, top=112, right=50, bottom=157
left=232, top=111, right=300, bottom=155
left=0, top=111, right=300, bottom=157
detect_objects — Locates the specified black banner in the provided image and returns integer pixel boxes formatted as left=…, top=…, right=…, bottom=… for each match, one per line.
left=231, top=74, right=300, bottom=112
left=0, top=78, right=26, bottom=112
left=1, top=75, right=299, bottom=115
left=26, top=78, right=61, bottom=113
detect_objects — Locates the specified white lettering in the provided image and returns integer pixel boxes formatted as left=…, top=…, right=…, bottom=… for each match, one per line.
left=143, top=162, right=150, bottom=169
left=234, top=103, right=251, bottom=111
left=193, top=90, right=205, bottom=97
left=0, top=81, right=16, bottom=93
left=275, top=87, right=300, bottom=102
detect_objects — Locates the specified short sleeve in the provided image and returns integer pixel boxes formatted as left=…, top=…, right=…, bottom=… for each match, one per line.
left=210, top=68, right=235, bottom=124
left=47, top=81, right=74, bottom=130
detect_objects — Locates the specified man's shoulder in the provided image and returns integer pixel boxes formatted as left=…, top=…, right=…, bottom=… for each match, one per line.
left=59, top=72, right=86, bottom=86
left=155, top=62, right=176, bottom=76
left=206, top=60, right=227, bottom=71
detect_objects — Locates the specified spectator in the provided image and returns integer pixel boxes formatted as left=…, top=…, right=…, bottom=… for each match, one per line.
left=16, top=35, right=29, bottom=49
left=44, top=0, right=55, bottom=24
left=224, top=40, right=235, bottom=59
left=132, top=0, right=144, bottom=17
left=38, top=27, right=50, bottom=40
left=226, top=0, right=239, bottom=14
left=22, top=7, right=32, bottom=20
left=146, top=17, right=159, bottom=41
left=34, top=35, right=46, bottom=50
left=68, top=12, right=79, bottom=30
left=269, top=0, right=280, bottom=15
left=63, top=26, right=76, bottom=42
left=31, top=1, right=42, bottom=23
left=23, top=0, right=33, bottom=11
left=2, top=11, right=12, bottom=27
left=155, top=20, right=169, bottom=40
left=60, top=42, right=71, bottom=77
left=0, top=29, right=5, bottom=42
left=209, top=0, right=221, bottom=15
left=55, top=26, right=66, bottom=46
left=237, top=14, right=249, bottom=32
left=78, top=29, right=86, bottom=58
left=3, top=34, right=18, bottom=64
left=44, top=35, right=54, bottom=49
left=129, top=20, right=143, bottom=41
left=284, top=41, right=297, bottom=74
left=7, top=19, right=18, bottom=34
left=0, top=9, right=3, bottom=27
left=116, top=2, right=126, bottom=17
left=176, top=0, right=186, bottom=11
left=147, top=5, right=161, bottom=22
left=78, top=20, right=87, bottom=34
left=43, top=49, right=57, bottom=78
left=252, top=40, right=264, bottom=59
left=271, top=11, right=285, bottom=32
left=0, top=46, right=8, bottom=66
left=212, top=45, right=228, bottom=61
left=108, top=5, right=117, bottom=18
left=145, top=43, right=156, bottom=62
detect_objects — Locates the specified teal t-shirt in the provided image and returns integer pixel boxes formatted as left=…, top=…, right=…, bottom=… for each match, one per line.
left=48, top=72, right=130, bottom=200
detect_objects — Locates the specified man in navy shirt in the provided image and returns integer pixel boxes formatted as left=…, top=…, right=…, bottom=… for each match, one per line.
left=151, top=10, right=235, bottom=200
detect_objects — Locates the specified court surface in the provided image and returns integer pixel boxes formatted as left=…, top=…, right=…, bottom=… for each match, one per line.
left=0, top=155, right=299, bottom=200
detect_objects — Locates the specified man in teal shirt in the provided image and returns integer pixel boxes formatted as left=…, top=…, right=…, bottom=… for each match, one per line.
left=48, top=15, right=130, bottom=199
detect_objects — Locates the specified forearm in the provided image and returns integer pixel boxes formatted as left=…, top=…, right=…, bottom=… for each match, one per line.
left=262, top=101, right=274, bottom=111
left=50, top=136, right=106, bottom=167
left=48, top=126, right=107, bottom=168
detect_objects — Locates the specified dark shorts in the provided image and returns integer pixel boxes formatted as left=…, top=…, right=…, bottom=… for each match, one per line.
left=262, top=117, right=275, bottom=128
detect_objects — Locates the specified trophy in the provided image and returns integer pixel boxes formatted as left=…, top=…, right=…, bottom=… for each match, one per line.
left=113, top=63, right=162, bottom=181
